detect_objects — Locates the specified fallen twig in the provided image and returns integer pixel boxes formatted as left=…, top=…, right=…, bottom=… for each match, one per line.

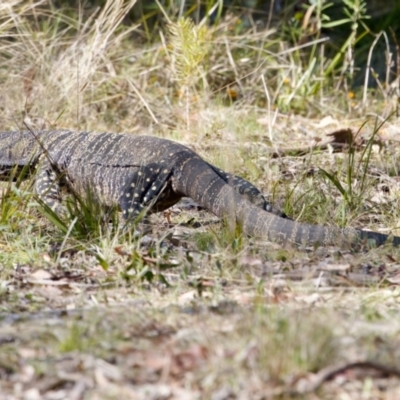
left=273, top=361, right=400, bottom=396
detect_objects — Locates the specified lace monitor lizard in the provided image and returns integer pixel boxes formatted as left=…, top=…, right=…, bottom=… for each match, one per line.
left=0, top=130, right=399, bottom=247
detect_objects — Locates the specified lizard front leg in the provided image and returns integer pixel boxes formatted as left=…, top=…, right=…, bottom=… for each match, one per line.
left=34, top=157, right=64, bottom=214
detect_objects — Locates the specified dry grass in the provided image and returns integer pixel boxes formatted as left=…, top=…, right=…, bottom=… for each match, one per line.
left=1, top=1, right=400, bottom=399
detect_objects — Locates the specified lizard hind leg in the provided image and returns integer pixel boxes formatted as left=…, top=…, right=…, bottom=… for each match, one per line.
left=208, top=164, right=288, bottom=218
left=119, top=163, right=170, bottom=221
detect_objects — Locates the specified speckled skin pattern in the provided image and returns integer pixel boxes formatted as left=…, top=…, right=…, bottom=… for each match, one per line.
left=0, top=130, right=398, bottom=247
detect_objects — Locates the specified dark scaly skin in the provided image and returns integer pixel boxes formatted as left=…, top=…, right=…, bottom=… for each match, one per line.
left=206, top=163, right=288, bottom=218
left=0, top=130, right=398, bottom=247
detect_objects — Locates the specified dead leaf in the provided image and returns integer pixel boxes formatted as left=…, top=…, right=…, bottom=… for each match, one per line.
left=42, top=253, right=52, bottom=263
left=95, top=358, right=123, bottom=382
left=299, top=293, right=322, bottom=305
left=69, top=380, right=87, bottom=400
left=316, top=116, right=339, bottom=128
left=239, top=255, right=263, bottom=267
left=35, top=285, right=63, bottom=300
left=30, top=269, right=53, bottom=280
left=18, top=348, right=38, bottom=359
left=23, top=388, right=41, bottom=400
left=178, top=290, right=197, bottom=304
left=171, top=344, right=208, bottom=375
left=94, top=368, right=110, bottom=387
left=114, top=246, right=130, bottom=257
left=322, top=264, right=351, bottom=272
left=143, top=353, right=169, bottom=371
left=386, top=272, right=400, bottom=285
left=18, top=364, right=36, bottom=383
left=231, top=290, right=254, bottom=305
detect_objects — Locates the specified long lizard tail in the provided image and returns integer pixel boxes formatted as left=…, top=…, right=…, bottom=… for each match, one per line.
left=174, top=158, right=400, bottom=247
